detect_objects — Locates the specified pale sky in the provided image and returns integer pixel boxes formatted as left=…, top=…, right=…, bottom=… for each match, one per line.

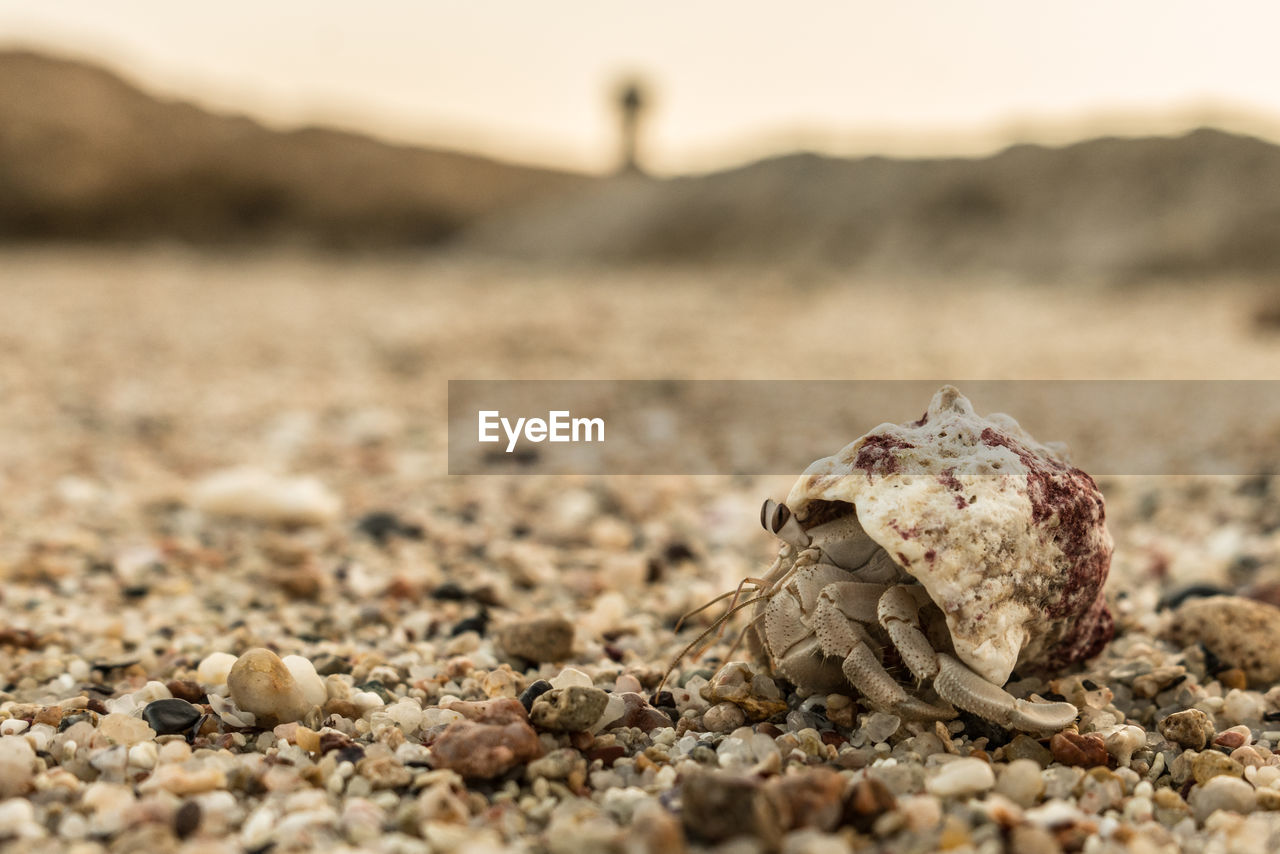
left=2, top=1, right=1279, bottom=174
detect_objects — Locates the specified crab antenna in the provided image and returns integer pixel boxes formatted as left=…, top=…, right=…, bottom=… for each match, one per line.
left=674, top=586, right=754, bottom=633
left=657, top=594, right=770, bottom=693
left=761, top=499, right=810, bottom=547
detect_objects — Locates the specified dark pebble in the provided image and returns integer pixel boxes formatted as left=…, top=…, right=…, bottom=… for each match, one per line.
left=585, top=744, right=627, bottom=767
left=174, top=801, right=201, bottom=839
left=336, top=745, right=366, bottom=765
left=59, top=713, right=92, bottom=732
left=429, top=582, right=469, bottom=601
left=1158, top=583, right=1233, bottom=612
left=450, top=611, right=489, bottom=637
left=960, top=711, right=1013, bottom=749
left=311, top=653, right=350, bottom=676
left=519, top=680, right=554, bottom=712
left=356, top=510, right=424, bottom=546
left=143, top=699, right=202, bottom=735
left=319, top=731, right=358, bottom=754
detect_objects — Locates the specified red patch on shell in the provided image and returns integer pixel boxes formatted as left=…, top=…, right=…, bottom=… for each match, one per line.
left=853, top=435, right=913, bottom=475
left=980, top=426, right=1113, bottom=665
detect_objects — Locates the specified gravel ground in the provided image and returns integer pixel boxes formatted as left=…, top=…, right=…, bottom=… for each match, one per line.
left=4, top=247, right=1280, bottom=853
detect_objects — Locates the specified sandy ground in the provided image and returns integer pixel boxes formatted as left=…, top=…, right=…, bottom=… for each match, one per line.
left=4, top=245, right=1280, bottom=852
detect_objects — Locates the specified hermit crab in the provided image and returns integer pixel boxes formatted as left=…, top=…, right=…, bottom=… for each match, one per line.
left=682, top=386, right=1114, bottom=731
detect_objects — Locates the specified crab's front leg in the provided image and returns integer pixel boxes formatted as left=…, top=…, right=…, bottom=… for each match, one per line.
left=874, top=585, right=1079, bottom=732
left=810, top=583, right=955, bottom=720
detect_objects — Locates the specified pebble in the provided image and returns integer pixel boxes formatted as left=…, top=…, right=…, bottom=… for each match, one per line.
left=97, top=713, right=157, bottom=746
left=529, top=686, right=610, bottom=732
left=1214, top=725, right=1253, bottom=750
left=1103, top=725, right=1146, bottom=767
left=861, top=711, right=901, bottom=743
left=1050, top=732, right=1109, bottom=767
left=1004, top=734, right=1054, bottom=768
left=680, top=770, right=781, bottom=847
left=1190, top=776, right=1257, bottom=823
left=429, top=697, right=542, bottom=779
left=995, top=759, right=1045, bottom=807
left=0, top=736, right=37, bottom=797
left=925, top=758, right=996, bottom=798
left=703, top=702, right=746, bottom=733
left=142, top=699, right=202, bottom=735
left=496, top=615, right=576, bottom=663
left=519, top=679, right=554, bottom=711
left=1192, top=752, right=1245, bottom=785
left=1165, top=596, right=1280, bottom=687
left=191, top=467, right=342, bottom=525
left=1160, top=709, right=1217, bottom=750
left=609, top=693, right=672, bottom=732
left=699, top=662, right=787, bottom=721
left=196, top=652, right=238, bottom=686
left=227, top=648, right=315, bottom=725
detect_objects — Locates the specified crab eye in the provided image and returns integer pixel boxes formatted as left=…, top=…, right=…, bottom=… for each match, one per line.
left=761, top=499, right=789, bottom=534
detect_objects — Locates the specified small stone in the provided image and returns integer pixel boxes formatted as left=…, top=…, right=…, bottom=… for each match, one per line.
left=1222, top=689, right=1266, bottom=724
left=861, top=711, right=902, bottom=743
left=1192, top=751, right=1244, bottom=785
left=1050, top=732, right=1109, bottom=767
left=357, top=755, right=412, bottom=789
left=1257, top=788, right=1280, bottom=811
left=174, top=801, right=201, bottom=839
left=1104, top=725, right=1146, bottom=767
left=1159, top=709, right=1216, bottom=750
left=700, top=662, right=787, bottom=721
left=429, top=697, right=542, bottom=779
left=995, top=758, right=1045, bottom=808
left=610, top=693, right=672, bottom=732
left=1219, top=668, right=1249, bottom=690
left=680, top=770, right=782, bottom=847
left=496, top=615, right=575, bottom=663
left=518, top=680, right=554, bottom=711
left=844, top=776, right=897, bottom=832
left=143, top=699, right=202, bottom=735
left=196, top=652, right=238, bottom=687
left=192, top=467, right=341, bottom=525
left=227, top=648, right=315, bottom=725
left=1004, top=734, right=1054, bottom=767
left=703, top=702, right=746, bottom=733
left=34, top=706, right=62, bottom=727
left=0, top=736, right=37, bottom=797
left=1214, top=725, right=1253, bottom=750
left=925, top=757, right=996, bottom=798
left=97, top=713, right=157, bottom=746
left=281, top=655, right=328, bottom=708
left=1190, top=775, right=1256, bottom=823
left=529, top=686, right=610, bottom=732
left=1165, top=596, right=1280, bottom=687
left=768, top=768, right=844, bottom=832
left=166, top=680, right=205, bottom=703
left=1008, top=824, right=1063, bottom=854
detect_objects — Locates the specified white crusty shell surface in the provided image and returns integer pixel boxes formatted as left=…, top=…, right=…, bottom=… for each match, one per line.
left=786, top=386, right=1113, bottom=687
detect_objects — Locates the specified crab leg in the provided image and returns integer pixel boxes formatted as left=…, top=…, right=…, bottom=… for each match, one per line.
left=876, top=585, right=941, bottom=683
left=810, top=593, right=955, bottom=720
left=933, top=653, right=1078, bottom=732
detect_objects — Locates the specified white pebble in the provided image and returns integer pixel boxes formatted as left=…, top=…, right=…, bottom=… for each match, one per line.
left=351, top=691, right=385, bottom=711
left=550, top=668, right=594, bottom=689
left=197, top=652, right=238, bottom=686
left=0, top=720, right=29, bottom=736
left=1223, top=690, right=1267, bottom=725
left=1190, top=776, right=1256, bottom=823
left=282, top=655, right=328, bottom=707
left=926, top=757, right=996, bottom=798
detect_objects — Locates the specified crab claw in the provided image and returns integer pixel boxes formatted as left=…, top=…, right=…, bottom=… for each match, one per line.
left=933, top=654, right=1078, bottom=732
left=761, top=499, right=810, bottom=548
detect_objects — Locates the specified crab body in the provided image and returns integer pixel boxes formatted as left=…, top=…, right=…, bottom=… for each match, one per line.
left=747, top=386, right=1113, bottom=731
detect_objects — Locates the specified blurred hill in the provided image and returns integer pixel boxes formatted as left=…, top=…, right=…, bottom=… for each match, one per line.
left=470, top=129, right=1280, bottom=282
left=0, top=50, right=586, bottom=247
left=6, top=50, right=1280, bottom=281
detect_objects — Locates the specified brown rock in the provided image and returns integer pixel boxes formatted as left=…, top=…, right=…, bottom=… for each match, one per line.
left=429, top=717, right=542, bottom=780
left=1159, top=709, right=1216, bottom=750
left=608, top=692, right=672, bottom=732
left=496, top=615, right=575, bottom=663
left=166, top=680, right=205, bottom=703
left=1165, top=596, right=1280, bottom=687
left=33, top=706, right=62, bottom=727
left=768, top=768, right=845, bottom=832
left=357, top=755, right=412, bottom=789
left=1050, top=732, right=1109, bottom=767
left=680, top=770, right=783, bottom=848
left=442, top=697, right=529, bottom=726
left=844, top=776, right=897, bottom=832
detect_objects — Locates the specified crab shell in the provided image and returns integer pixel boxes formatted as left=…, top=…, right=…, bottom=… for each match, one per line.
left=784, top=385, right=1113, bottom=687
